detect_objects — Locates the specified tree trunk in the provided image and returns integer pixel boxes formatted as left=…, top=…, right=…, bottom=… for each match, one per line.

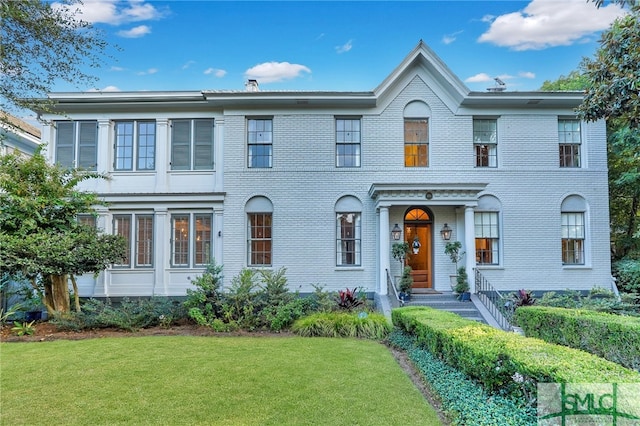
left=44, top=274, right=71, bottom=315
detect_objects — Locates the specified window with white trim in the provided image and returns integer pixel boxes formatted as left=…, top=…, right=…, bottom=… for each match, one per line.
left=113, top=214, right=154, bottom=268
left=55, top=121, right=97, bottom=170
left=114, top=120, right=156, bottom=170
left=561, top=212, right=585, bottom=265
left=474, top=119, right=497, bottom=167
left=171, top=213, right=213, bottom=267
left=170, top=119, right=214, bottom=170
left=336, top=213, right=361, bottom=266
left=247, top=118, right=272, bottom=168
left=404, top=119, right=428, bottom=167
left=336, top=118, right=361, bottom=167
left=559, top=119, right=581, bottom=168
left=475, top=212, right=499, bottom=265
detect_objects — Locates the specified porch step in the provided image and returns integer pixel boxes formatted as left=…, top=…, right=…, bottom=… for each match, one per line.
left=403, top=292, right=486, bottom=323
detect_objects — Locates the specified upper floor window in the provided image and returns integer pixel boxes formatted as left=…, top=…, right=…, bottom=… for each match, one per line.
left=55, top=121, right=97, bottom=170
left=113, top=213, right=154, bottom=268
left=559, top=119, right=581, bottom=168
left=114, top=121, right=156, bottom=171
left=247, top=118, right=272, bottom=168
left=475, top=212, right=499, bottom=265
left=171, top=213, right=212, bottom=267
left=171, top=119, right=214, bottom=170
left=474, top=119, right=497, bottom=167
left=336, top=118, right=361, bottom=167
left=404, top=119, right=428, bottom=167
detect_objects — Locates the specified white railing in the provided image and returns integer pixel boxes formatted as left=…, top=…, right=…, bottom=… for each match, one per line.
left=386, top=269, right=404, bottom=308
left=475, top=269, right=512, bottom=331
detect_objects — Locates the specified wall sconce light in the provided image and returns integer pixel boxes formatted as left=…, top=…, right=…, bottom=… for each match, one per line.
left=218, top=231, right=222, bottom=237
left=391, top=224, right=402, bottom=241
left=440, top=223, right=452, bottom=241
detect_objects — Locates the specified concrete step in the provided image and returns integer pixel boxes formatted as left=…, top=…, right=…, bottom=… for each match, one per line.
left=403, top=292, right=487, bottom=324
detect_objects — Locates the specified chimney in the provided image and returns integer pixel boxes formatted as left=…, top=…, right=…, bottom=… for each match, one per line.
left=245, top=79, right=259, bottom=92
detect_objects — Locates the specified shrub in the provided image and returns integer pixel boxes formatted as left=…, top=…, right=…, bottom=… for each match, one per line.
left=613, top=257, right=640, bottom=293
left=514, top=305, right=640, bottom=371
left=537, top=289, right=639, bottom=316
left=392, top=307, right=640, bottom=401
left=291, top=312, right=391, bottom=340
left=184, top=261, right=225, bottom=322
left=387, top=329, right=536, bottom=425
left=335, top=287, right=365, bottom=310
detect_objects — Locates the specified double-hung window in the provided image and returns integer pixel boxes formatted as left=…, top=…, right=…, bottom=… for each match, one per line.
left=336, top=213, right=361, bottom=266
left=561, top=212, right=585, bottom=265
left=248, top=213, right=272, bottom=266
left=171, top=213, right=213, bottom=267
left=247, top=118, right=273, bottom=168
left=404, top=119, right=428, bottom=167
left=113, top=214, right=154, bottom=268
left=114, top=120, right=156, bottom=170
left=170, top=119, right=214, bottom=170
left=559, top=119, right=581, bottom=168
left=336, top=118, right=361, bottom=167
left=475, top=212, right=499, bottom=265
left=55, top=121, right=98, bottom=170
left=474, top=119, right=497, bottom=167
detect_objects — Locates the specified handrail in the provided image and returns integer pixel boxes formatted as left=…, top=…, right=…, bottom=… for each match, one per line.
left=386, top=269, right=404, bottom=308
left=474, top=268, right=511, bottom=331
left=610, top=275, right=621, bottom=301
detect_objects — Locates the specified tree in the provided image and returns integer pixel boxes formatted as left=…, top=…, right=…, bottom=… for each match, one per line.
left=577, top=5, right=640, bottom=127
left=0, top=0, right=109, bottom=124
left=0, top=149, right=126, bottom=315
left=539, top=71, right=589, bottom=91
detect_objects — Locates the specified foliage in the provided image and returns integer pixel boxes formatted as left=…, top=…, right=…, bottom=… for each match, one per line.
left=0, top=0, right=110, bottom=121
left=291, top=311, right=391, bottom=339
left=0, top=150, right=126, bottom=315
left=10, top=320, right=35, bottom=336
left=51, top=297, right=187, bottom=332
left=399, top=266, right=414, bottom=294
left=392, top=306, right=640, bottom=402
left=0, top=305, right=19, bottom=328
left=387, top=329, right=537, bottom=425
left=613, top=257, right=640, bottom=293
left=391, top=242, right=409, bottom=266
left=577, top=5, right=640, bottom=128
left=537, top=288, right=639, bottom=316
left=539, top=70, right=589, bottom=91
left=454, top=266, right=469, bottom=294
left=513, top=289, right=536, bottom=307
left=184, top=261, right=225, bottom=320
left=514, top=306, right=640, bottom=371
left=444, top=241, right=464, bottom=267
left=334, top=287, right=365, bottom=310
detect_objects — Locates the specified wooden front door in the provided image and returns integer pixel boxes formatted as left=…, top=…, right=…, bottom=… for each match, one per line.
left=404, top=208, right=433, bottom=291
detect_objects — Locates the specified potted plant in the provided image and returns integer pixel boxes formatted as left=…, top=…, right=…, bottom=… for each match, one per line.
left=454, top=266, right=470, bottom=301
left=399, top=266, right=413, bottom=302
left=444, top=241, right=464, bottom=288
left=392, top=242, right=410, bottom=268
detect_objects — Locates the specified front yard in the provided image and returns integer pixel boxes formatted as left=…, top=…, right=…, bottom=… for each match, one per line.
left=0, top=335, right=442, bottom=425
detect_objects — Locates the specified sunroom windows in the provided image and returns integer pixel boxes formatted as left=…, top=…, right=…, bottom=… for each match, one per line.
left=113, top=214, right=154, bottom=268
left=114, top=120, right=156, bottom=170
left=171, top=214, right=213, bottom=267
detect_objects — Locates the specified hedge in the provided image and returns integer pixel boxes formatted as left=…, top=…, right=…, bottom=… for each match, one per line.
left=514, top=305, right=640, bottom=371
left=392, top=307, right=640, bottom=400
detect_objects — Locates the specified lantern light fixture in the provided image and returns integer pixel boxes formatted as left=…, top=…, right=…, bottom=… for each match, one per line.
left=440, top=223, right=452, bottom=241
left=391, top=224, right=402, bottom=241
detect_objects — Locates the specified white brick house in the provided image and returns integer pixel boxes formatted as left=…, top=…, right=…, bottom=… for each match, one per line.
left=39, top=41, right=611, bottom=299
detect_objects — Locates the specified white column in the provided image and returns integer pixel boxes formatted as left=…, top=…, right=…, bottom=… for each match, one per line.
left=155, top=207, right=168, bottom=296
left=97, top=119, right=111, bottom=173
left=464, top=205, right=476, bottom=293
left=155, top=119, right=169, bottom=193
left=379, top=206, right=390, bottom=295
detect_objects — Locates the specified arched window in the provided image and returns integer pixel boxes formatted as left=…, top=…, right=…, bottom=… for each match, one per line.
left=475, top=195, right=501, bottom=265
left=335, top=196, right=362, bottom=266
left=245, top=196, right=273, bottom=266
left=561, top=195, right=587, bottom=265
left=403, top=101, right=431, bottom=167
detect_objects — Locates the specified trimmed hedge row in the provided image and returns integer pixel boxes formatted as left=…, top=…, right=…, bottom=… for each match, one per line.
left=392, top=307, right=640, bottom=400
left=514, top=305, right=640, bottom=371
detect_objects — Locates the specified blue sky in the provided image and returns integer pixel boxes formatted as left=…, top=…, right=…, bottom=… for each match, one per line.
left=53, top=0, right=627, bottom=93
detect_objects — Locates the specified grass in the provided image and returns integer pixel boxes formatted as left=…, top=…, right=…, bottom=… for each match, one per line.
left=1, top=336, right=441, bottom=425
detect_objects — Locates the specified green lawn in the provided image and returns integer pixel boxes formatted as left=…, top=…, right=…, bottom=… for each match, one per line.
left=1, top=336, right=441, bottom=425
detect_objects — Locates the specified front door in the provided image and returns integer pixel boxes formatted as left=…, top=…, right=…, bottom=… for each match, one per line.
left=404, top=207, right=433, bottom=291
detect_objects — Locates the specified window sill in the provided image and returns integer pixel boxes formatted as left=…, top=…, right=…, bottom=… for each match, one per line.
left=562, top=264, right=591, bottom=270
left=335, top=266, right=364, bottom=272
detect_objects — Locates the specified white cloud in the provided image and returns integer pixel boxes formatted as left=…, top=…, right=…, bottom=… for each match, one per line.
left=117, top=25, right=151, bottom=38
left=478, top=0, right=626, bottom=51
left=182, top=61, right=196, bottom=70
left=245, top=62, right=311, bottom=84
left=465, top=73, right=493, bottom=83
left=86, top=85, right=121, bottom=92
left=136, top=68, right=158, bottom=76
left=54, top=0, right=168, bottom=26
left=110, top=66, right=125, bottom=72
left=519, top=71, right=536, bottom=79
left=442, top=30, right=463, bottom=45
left=204, top=68, right=227, bottom=78
left=335, top=40, right=353, bottom=54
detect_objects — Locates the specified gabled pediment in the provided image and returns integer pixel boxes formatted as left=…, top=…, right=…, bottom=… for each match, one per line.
left=374, top=40, right=471, bottom=112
